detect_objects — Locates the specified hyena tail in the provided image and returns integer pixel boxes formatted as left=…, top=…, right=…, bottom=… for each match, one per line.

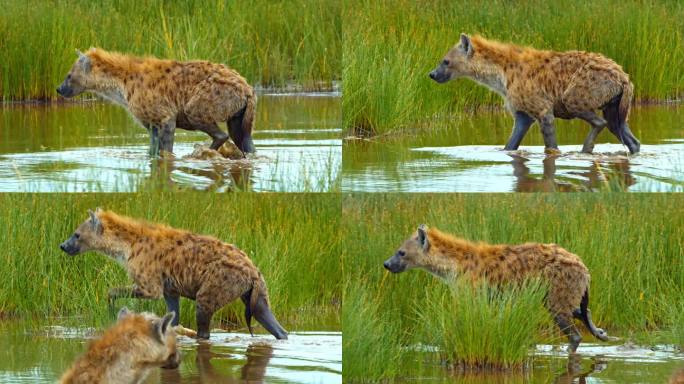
left=603, top=80, right=640, bottom=154
left=241, top=274, right=288, bottom=340
left=228, top=92, right=256, bottom=154
left=576, top=288, right=617, bottom=342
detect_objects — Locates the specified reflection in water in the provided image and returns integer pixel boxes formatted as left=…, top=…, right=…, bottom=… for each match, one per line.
left=553, top=354, right=607, bottom=384
left=160, top=342, right=273, bottom=383
left=342, top=106, right=684, bottom=192
left=0, top=94, right=341, bottom=192
left=147, top=156, right=253, bottom=192
left=510, top=154, right=636, bottom=192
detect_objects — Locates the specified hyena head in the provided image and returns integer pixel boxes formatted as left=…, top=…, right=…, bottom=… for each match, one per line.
left=117, top=307, right=180, bottom=369
left=429, top=33, right=476, bottom=83
left=384, top=224, right=432, bottom=273
left=59, top=208, right=105, bottom=255
left=56, top=49, right=93, bottom=98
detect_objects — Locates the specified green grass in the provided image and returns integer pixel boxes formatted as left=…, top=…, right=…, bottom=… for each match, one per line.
left=0, top=0, right=341, bottom=101
left=343, top=0, right=684, bottom=136
left=0, top=193, right=342, bottom=331
left=342, top=193, right=684, bottom=381
left=420, top=279, right=549, bottom=371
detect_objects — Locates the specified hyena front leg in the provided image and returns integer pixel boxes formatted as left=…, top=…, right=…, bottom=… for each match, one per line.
left=145, top=123, right=160, bottom=157
left=504, top=111, right=535, bottom=150
left=159, top=120, right=177, bottom=154
left=554, top=313, right=582, bottom=353
left=164, top=292, right=181, bottom=327
left=539, top=113, right=559, bottom=153
left=188, top=122, right=229, bottom=150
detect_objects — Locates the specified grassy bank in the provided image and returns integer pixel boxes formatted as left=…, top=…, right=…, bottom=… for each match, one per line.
left=342, top=193, right=684, bottom=382
left=0, top=193, right=342, bottom=331
left=0, top=0, right=341, bottom=101
left=343, top=0, right=684, bottom=136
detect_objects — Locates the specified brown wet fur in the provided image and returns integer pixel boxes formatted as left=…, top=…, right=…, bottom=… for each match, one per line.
left=59, top=311, right=178, bottom=384
left=67, top=210, right=273, bottom=336
left=61, top=48, right=256, bottom=151
left=391, top=226, right=603, bottom=352
left=434, top=35, right=634, bottom=151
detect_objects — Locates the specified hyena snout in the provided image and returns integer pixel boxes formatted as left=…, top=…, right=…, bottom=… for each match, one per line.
left=383, top=254, right=406, bottom=273
left=428, top=65, right=451, bottom=84
left=56, top=82, right=75, bottom=98
left=59, top=235, right=80, bottom=256
left=161, top=350, right=181, bottom=369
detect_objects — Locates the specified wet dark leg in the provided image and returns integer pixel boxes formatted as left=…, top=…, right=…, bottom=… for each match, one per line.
left=576, top=111, right=607, bottom=153
left=164, top=293, right=181, bottom=327
left=540, top=114, right=559, bottom=151
left=196, top=306, right=213, bottom=340
left=554, top=314, right=582, bottom=353
left=504, top=111, right=535, bottom=150
left=159, top=120, right=177, bottom=153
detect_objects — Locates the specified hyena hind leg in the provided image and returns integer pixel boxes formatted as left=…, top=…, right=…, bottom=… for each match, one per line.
left=575, top=111, right=607, bottom=153
left=554, top=313, right=582, bottom=353
left=195, top=305, right=214, bottom=340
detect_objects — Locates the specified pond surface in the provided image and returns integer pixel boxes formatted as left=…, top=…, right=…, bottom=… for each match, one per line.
left=342, top=106, right=684, bottom=192
left=0, top=92, right=341, bottom=192
left=0, top=322, right=341, bottom=383
left=386, top=343, right=684, bottom=383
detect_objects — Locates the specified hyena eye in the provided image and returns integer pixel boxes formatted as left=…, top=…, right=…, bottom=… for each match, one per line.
left=67, top=74, right=72, bottom=80
left=442, top=59, right=450, bottom=66
left=74, top=233, right=80, bottom=239
left=398, top=250, right=406, bottom=257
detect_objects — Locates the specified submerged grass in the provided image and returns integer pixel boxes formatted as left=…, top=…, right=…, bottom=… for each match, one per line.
left=0, top=193, right=342, bottom=331
left=343, top=0, right=684, bottom=136
left=342, top=193, right=684, bottom=381
left=0, top=0, right=341, bottom=101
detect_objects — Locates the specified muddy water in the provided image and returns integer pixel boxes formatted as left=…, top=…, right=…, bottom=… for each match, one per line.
left=342, top=106, right=684, bottom=192
left=390, top=343, right=683, bottom=383
left=0, top=93, right=341, bottom=192
left=0, top=322, right=341, bottom=383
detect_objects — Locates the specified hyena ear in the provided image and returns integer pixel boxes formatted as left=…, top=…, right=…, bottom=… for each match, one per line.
left=77, top=50, right=91, bottom=73
left=153, top=312, right=175, bottom=342
left=88, top=209, right=103, bottom=234
left=460, top=33, right=474, bottom=58
left=117, top=307, right=131, bottom=320
left=417, top=224, right=429, bottom=251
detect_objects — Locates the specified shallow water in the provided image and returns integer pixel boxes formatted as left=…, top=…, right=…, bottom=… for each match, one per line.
left=0, top=93, right=341, bottom=192
left=342, top=106, right=684, bottom=192
left=0, top=322, right=341, bottom=383
left=386, top=343, right=684, bottom=383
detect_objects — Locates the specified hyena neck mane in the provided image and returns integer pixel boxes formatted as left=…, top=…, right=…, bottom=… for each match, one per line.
left=94, top=210, right=185, bottom=263
left=423, top=228, right=498, bottom=279
left=466, top=36, right=532, bottom=98
left=86, top=49, right=146, bottom=107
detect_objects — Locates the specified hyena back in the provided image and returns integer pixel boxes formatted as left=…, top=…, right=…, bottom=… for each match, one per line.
left=59, top=307, right=179, bottom=384
left=59, top=209, right=287, bottom=340
left=57, top=48, right=256, bottom=156
left=429, top=34, right=640, bottom=154
left=384, top=225, right=616, bottom=353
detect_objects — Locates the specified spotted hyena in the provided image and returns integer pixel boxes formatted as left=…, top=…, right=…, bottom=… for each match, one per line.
left=57, top=48, right=256, bottom=156
left=59, top=307, right=179, bottom=384
left=429, top=34, right=640, bottom=154
left=59, top=209, right=287, bottom=340
left=384, top=225, right=616, bottom=352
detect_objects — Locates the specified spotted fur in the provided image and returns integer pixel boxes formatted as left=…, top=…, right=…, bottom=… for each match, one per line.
left=385, top=225, right=617, bottom=352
